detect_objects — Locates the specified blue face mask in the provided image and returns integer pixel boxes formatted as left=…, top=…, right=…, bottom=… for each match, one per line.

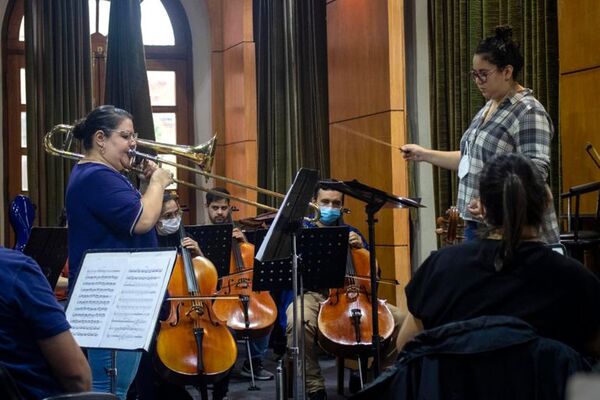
left=319, top=207, right=341, bottom=225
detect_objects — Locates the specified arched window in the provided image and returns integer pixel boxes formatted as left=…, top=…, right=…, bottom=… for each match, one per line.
left=2, top=0, right=195, bottom=245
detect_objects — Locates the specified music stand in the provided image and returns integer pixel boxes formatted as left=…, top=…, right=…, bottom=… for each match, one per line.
left=252, top=226, right=348, bottom=291
left=255, top=167, right=318, bottom=400
left=23, top=227, right=68, bottom=290
left=183, top=224, right=233, bottom=277
left=323, top=179, right=423, bottom=377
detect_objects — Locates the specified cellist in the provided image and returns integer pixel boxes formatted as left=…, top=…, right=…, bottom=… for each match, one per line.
left=205, top=187, right=275, bottom=382
left=284, top=180, right=406, bottom=400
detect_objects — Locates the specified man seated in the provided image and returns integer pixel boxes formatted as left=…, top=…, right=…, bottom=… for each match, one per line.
left=285, top=180, right=406, bottom=400
left=204, top=187, right=275, bottom=381
left=0, top=247, right=91, bottom=399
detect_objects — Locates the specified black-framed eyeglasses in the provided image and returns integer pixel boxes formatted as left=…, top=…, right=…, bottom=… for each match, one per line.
left=469, top=69, right=497, bottom=83
left=112, top=130, right=139, bottom=141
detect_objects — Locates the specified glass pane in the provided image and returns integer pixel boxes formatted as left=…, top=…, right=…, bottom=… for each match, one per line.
left=20, top=68, right=26, bottom=105
left=153, top=113, right=177, bottom=188
left=21, top=155, right=28, bottom=192
left=153, top=113, right=176, bottom=143
left=89, top=0, right=110, bottom=36
left=148, top=71, right=176, bottom=106
left=19, top=17, right=24, bottom=41
left=141, top=0, right=175, bottom=45
left=21, top=112, right=27, bottom=148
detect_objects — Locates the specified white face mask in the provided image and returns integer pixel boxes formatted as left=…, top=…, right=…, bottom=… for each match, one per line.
left=156, top=214, right=181, bottom=236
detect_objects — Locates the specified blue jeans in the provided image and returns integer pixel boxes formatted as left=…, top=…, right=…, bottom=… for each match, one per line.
left=87, top=349, right=141, bottom=399
left=248, top=334, right=270, bottom=363
left=463, top=220, right=481, bottom=242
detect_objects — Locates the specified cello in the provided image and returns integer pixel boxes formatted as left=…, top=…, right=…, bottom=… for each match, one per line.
left=317, top=240, right=395, bottom=358
left=154, top=223, right=237, bottom=392
left=212, top=219, right=278, bottom=339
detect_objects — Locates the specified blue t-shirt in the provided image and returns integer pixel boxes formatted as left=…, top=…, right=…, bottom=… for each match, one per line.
left=0, top=247, right=71, bottom=399
left=66, top=163, right=158, bottom=294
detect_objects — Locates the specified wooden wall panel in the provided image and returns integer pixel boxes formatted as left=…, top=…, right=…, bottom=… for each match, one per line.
left=328, top=0, right=409, bottom=309
left=206, top=0, right=257, bottom=218
left=327, top=0, right=393, bottom=122
left=223, top=0, right=254, bottom=50
left=559, top=0, right=600, bottom=215
left=558, top=0, right=600, bottom=73
left=559, top=69, right=600, bottom=211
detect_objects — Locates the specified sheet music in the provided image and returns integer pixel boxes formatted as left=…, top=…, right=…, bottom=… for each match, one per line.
left=66, top=249, right=177, bottom=351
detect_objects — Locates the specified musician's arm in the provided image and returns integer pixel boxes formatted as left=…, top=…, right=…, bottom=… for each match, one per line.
left=396, top=311, right=424, bottom=351
left=38, top=331, right=91, bottom=392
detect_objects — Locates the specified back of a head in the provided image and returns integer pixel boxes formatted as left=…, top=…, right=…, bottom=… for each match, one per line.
left=71, top=105, right=133, bottom=151
left=475, top=25, right=524, bottom=81
left=479, top=153, right=548, bottom=270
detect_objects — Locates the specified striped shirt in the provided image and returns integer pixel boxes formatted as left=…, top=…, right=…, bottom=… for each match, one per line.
left=457, top=88, right=559, bottom=243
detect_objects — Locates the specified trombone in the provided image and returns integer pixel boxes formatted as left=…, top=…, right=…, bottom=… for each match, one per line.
left=44, top=124, right=317, bottom=217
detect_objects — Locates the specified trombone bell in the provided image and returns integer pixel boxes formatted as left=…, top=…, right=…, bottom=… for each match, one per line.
left=135, top=135, right=217, bottom=173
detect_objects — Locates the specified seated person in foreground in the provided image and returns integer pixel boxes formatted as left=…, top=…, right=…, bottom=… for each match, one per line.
left=0, top=247, right=91, bottom=399
left=396, top=153, right=600, bottom=357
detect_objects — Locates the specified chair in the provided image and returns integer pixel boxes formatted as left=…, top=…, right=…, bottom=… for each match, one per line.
left=350, top=316, right=590, bottom=400
left=559, top=181, right=600, bottom=268
left=42, top=393, right=118, bottom=400
left=0, top=364, right=23, bottom=400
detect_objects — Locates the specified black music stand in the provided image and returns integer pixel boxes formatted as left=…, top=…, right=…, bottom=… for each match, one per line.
left=252, top=226, right=348, bottom=291
left=255, top=167, right=318, bottom=400
left=324, top=179, right=423, bottom=377
left=23, top=227, right=68, bottom=290
left=182, top=224, right=233, bottom=277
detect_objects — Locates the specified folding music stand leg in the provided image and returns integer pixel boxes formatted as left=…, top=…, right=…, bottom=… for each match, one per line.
left=244, top=337, right=259, bottom=391
left=105, top=350, right=117, bottom=395
left=291, top=232, right=306, bottom=400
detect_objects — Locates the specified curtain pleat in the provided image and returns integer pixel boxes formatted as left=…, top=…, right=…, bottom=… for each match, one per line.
left=104, top=0, right=155, bottom=142
left=427, top=0, right=559, bottom=220
left=254, top=0, right=330, bottom=207
left=25, top=0, right=92, bottom=226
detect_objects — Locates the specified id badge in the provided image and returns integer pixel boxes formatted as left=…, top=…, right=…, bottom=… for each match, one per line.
left=458, top=155, right=469, bottom=179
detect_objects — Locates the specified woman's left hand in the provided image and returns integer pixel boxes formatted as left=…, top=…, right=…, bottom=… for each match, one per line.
left=467, top=197, right=483, bottom=218
left=137, top=159, right=159, bottom=181
left=182, top=237, right=203, bottom=257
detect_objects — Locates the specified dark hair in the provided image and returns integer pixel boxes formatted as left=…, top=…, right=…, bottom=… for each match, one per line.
left=475, top=25, right=524, bottom=81
left=205, top=187, right=230, bottom=205
left=162, top=190, right=179, bottom=204
left=71, top=105, right=133, bottom=150
left=312, top=179, right=345, bottom=203
left=479, top=153, right=548, bottom=271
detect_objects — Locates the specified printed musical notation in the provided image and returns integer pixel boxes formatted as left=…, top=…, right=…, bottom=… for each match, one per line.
left=65, top=249, right=177, bottom=351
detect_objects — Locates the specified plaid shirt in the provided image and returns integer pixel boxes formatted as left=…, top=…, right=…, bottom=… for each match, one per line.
left=457, top=88, right=559, bottom=243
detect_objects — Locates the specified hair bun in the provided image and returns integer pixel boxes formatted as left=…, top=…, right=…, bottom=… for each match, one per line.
left=494, top=25, right=514, bottom=41
left=71, top=117, right=88, bottom=140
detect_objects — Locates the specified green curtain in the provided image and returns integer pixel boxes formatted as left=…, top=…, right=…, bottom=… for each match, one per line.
left=254, top=0, right=330, bottom=206
left=427, top=0, right=559, bottom=219
left=25, top=0, right=92, bottom=226
left=104, top=0, right=155, bottom=142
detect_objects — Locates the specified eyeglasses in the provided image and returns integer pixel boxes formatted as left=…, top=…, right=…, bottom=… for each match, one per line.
left=112, top=130, right=139, bottom=141
left=469, top=69, right=497, bottom=83
left=161, top=209, right=183, bottom=220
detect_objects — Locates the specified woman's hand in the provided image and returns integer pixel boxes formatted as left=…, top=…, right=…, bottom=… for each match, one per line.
left=182, top=237, right=203, bottom=257
left=401, top=144, right=429, bottom=162
left=149, top=167, right=174, bottom=189
left=467, top=197, right=483, bottom=218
